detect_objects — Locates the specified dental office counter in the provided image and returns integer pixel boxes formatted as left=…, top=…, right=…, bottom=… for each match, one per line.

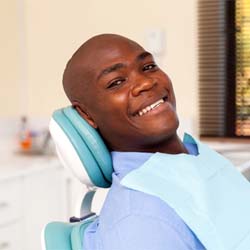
left=0, top=152, right=86, bottom=250
left=202, top=138, right=250, bottom=180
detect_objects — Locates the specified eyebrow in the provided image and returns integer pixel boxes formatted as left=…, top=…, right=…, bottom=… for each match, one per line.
left=136, top=51, right=153, bottom=61
left=97, top=51, right=153, bottom=80
left=97, top=63, right=125, bottom=80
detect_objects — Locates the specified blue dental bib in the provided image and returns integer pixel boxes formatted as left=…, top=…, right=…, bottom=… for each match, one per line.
left=121, top=134, right=250, bottom=250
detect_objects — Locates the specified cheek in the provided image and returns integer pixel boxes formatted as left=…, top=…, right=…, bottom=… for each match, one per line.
left=92, top=93, right=129, bottom=126
left=104, top=91, right=128, bottom=114
left=113, top=90, right=128, bottom=102
left=161, top=72, right=175, bottom=96
left=168, top=84, right=176, bottom=107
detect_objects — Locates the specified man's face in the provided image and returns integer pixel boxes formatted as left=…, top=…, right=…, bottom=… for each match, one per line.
left=79, top=38, right=179, bottom=151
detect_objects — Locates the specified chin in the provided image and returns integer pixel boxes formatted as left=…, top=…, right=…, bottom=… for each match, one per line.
left=142, top=119, right=179, bottom=142
left=155, top=112, right=179, bottom=134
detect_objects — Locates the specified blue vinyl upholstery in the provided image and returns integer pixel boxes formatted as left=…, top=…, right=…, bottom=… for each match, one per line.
left=44, top=216, right=97, bottom=250
left=53, top=107, right=113, bottom=187
left=44, top=106, right=112, bottom=250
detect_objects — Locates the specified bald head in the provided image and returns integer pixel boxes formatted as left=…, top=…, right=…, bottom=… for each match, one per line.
left=62, top=34, right=142, bottom=105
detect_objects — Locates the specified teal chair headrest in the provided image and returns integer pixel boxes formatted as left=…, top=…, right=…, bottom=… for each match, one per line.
left=49, top=106, right=113, bottom=188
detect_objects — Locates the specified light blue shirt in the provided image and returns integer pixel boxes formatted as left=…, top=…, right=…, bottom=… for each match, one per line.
left=83, top=142, right=206, bottom=250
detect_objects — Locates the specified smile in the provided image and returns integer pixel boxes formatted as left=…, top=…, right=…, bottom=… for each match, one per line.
left=136, top=97, right=167, bottom=117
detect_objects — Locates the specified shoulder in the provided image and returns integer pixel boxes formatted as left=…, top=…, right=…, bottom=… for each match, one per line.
left=99, top=174, right=189, bottom=231
left=100, top=213, right=199, bottom=250
left=85, top=175, right=205, bottom=250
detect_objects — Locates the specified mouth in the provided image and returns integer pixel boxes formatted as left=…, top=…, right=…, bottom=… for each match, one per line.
left=134, top=96, right=168, bottom=117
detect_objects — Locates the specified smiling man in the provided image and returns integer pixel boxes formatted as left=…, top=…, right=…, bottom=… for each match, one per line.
left=63, top=34, right=205, bottom=250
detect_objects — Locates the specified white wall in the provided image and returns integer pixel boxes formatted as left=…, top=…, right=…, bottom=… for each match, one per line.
left=0, top=0, right=198, bottom=133
left=0, top=0, right=20, bottom=116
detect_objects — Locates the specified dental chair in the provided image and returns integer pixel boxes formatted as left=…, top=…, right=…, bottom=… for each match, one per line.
left=42, top=106, right=113, bottom=250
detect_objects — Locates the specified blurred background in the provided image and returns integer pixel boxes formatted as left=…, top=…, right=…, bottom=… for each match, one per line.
left=0, top=0, right=249, bottom=249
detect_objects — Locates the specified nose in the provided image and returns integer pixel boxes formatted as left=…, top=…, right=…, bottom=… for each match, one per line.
left=131, top=75, right=156, bottom=97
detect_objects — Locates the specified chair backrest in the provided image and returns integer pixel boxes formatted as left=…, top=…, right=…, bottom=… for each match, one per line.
left=42, top=215, right=97, bottom=250
left=43, top=106, right=113, bottom=250
left=49, top=106, right=113, bottom=188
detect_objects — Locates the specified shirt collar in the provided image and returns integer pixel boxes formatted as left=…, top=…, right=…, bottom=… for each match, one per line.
left=111, top=133, right=198, bottom=179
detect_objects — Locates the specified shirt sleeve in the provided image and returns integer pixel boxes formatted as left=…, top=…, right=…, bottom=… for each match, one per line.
left=100, top=214, right=195, bottom=250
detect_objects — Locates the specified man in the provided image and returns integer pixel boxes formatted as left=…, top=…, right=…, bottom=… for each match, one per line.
left=63, top=34, right=205, bottom=249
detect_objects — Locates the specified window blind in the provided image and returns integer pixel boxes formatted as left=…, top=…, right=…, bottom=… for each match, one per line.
left=198, top=0, right=228, bottom=136
left=236, top=0, right=250, bottom=136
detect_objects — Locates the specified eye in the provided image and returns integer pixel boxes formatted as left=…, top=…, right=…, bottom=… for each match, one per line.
left=107, top=78, right=126, bottom=89
left=143, top=63, right=158, bottom=72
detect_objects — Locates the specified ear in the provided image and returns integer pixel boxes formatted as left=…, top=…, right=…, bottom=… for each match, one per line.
left=72, top=101, right=98, bottom=129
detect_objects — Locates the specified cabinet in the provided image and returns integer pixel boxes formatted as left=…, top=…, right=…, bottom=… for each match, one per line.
left=22, top=165, right=66, bottom=250
left=0, top=178, right=22, bottom=250
left=0, top=159, right=77, bottom=250
left=0, top=156, right=108, bottom=250
left=0, top=222, right=22, bottom=250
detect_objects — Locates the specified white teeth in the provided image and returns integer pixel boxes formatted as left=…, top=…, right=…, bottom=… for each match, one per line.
left=137, top=98, right=165, bottom=117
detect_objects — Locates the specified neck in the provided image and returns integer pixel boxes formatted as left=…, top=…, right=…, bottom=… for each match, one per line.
left=145, top=133, right=188, bottom=154
left=111, top=133, right=188, bottom=154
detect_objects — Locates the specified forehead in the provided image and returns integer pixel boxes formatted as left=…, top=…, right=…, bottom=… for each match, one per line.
left=85, top=39, right=146, bottom=76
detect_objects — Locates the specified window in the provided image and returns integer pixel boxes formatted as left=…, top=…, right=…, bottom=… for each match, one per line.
left=198, top=0, right=250, bottom=137
left=236, top=0, right=250, bottom=136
